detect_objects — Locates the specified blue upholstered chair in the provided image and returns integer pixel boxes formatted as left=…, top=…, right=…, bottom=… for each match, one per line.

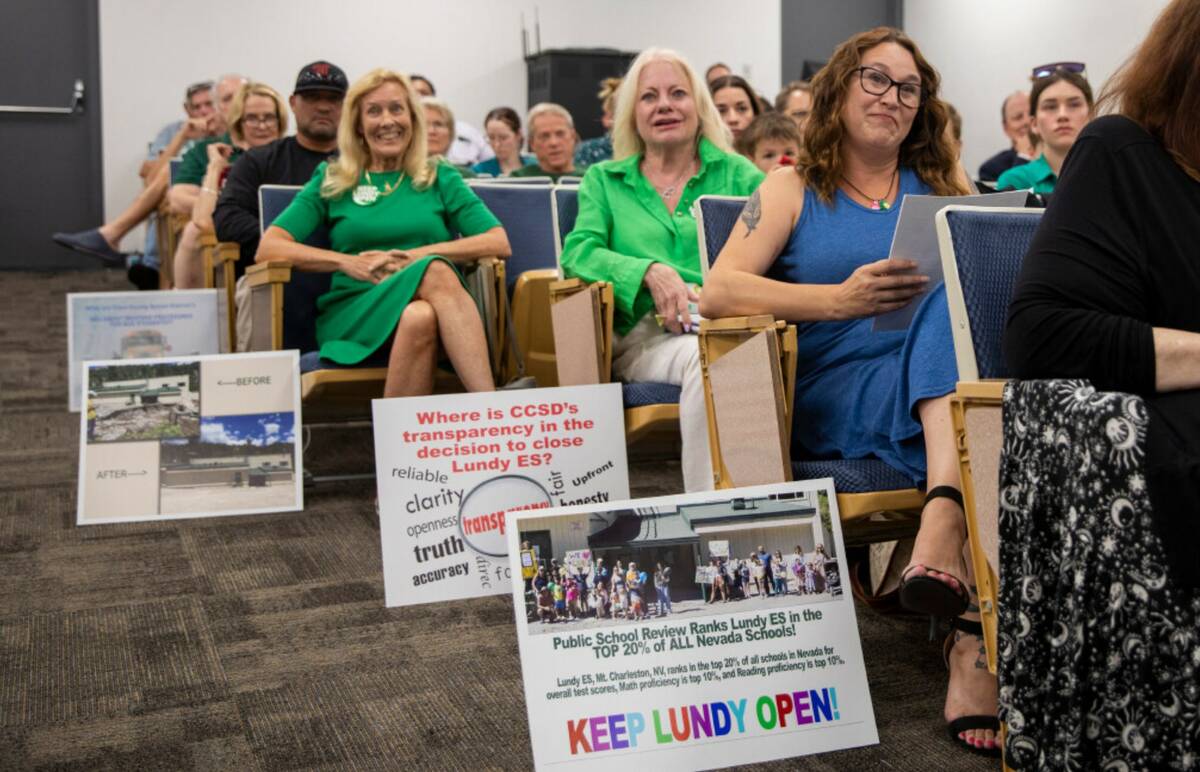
left=938, top=204, right=1043, bottom=675
left=467, top=182, right=556, bottom=293
left=938, top=206, right=1044, bottom=381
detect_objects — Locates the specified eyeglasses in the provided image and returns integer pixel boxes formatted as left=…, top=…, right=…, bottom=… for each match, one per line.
left=1031, top=62, right=1086, bottom=79
left=242, top=114, right=279, bottom=127
left=185, top=81, right=214, bottom=99
left=854, top=66, right=922, bottom=108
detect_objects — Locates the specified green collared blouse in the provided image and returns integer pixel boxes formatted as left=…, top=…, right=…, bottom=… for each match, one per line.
left=561, top=137, right=764, bottom=336
left=994, top=154, right=1057, bottom=194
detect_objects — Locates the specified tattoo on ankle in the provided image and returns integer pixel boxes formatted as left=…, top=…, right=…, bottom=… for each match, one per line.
left=740, top=189, right=762, bottom=237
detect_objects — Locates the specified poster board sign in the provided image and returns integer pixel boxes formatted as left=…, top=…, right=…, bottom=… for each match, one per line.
left=521, top=549, right=538, bottom=580
left=373, top=384, right=628, bottom=608
left=507, top=479, right=876, bottom=770
left=77, top=351, right=302, bottom=525
left=565, top=549, right=594, bottom=574
left=694, top=566, right=717, bottom=584
left=67, top=290, right=221, bottom=411
left=708, top=540, right=729, bottom=558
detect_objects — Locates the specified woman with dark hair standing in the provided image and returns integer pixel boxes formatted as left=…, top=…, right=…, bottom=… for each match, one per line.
left=1002, top=0, right=1200, bottom=766
left=473, top=107, right=534, bottom=176
left=701, top=28, right=989, bottom=755
left=709, top=74, right=762, bottom=142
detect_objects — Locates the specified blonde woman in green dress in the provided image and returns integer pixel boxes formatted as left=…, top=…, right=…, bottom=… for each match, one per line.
left=257, top=69, right=511, bottom=397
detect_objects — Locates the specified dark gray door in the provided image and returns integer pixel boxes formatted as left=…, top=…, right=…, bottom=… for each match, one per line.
left=0, top=0, right=103, bottom=270
left=781, top=0, right=903, bottom=82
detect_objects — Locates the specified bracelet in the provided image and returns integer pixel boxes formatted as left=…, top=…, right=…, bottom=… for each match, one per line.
left=201, top=186, right=218, bottom=195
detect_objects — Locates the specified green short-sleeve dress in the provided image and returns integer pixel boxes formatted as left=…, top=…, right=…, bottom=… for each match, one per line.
left=272, top=160, right=501, bottom=364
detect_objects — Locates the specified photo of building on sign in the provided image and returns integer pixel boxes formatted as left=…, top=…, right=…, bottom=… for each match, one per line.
left=158, top=412, right=297, bottom=514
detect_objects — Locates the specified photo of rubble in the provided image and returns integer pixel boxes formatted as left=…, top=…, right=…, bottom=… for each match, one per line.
left=86, top=362, right=200, bottom=442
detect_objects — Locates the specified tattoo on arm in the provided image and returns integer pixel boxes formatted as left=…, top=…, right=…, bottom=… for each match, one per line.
left=740, top=189, right=762, bottom=238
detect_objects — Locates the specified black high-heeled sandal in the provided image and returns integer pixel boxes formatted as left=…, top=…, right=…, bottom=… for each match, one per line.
left=898, top=485, right=970, bottom=618
left=943, top=617, right=1001, bottom=758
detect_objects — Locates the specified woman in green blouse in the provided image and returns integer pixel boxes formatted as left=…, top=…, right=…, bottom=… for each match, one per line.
left=257, top=69, right=510, bottom=397
left=561, top=48, right=764, bottom=491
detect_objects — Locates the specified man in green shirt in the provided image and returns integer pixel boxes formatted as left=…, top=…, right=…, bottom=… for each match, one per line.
left=510, top=103, right=587, bottom=181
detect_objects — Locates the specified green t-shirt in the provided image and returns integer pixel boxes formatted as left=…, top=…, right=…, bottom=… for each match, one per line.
left=995, top=154, right=1057, bottom=194
left=510, top=162, right=587, bottom=182
left=174, top=133, right=236, bottom=186
left=560, top=138, right=764, bottom=335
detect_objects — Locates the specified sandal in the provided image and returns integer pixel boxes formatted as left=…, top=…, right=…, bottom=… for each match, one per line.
left=898, top=486, right=970, bottom=618
left=943, top=617, right=1001, bottom=758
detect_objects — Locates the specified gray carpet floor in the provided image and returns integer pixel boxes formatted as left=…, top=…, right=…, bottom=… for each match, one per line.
left=0, top=269, right=994, bottom=771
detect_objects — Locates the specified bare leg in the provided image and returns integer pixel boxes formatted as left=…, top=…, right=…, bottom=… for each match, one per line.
left=383, top=301, right=438, bottom=398
left=172, top=222, right=205, bottom=289
left=97, top=165, right=170, bottom=248
left=944, top=558, right=999, bottom=752
left=414, top=260, right=495, bottom=392
left=905, top=394, right=967, bottom=590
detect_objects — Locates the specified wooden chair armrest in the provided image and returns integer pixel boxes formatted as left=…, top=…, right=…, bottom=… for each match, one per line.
left=950, top=378, right=1008, bottom=674
left=198, top=233, right=240, bottom=352
left=244, top=261, right=293, bottom=351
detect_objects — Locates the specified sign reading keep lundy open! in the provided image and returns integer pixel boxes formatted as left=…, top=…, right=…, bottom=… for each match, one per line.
left=507, top=480, right=878, bottom=770
left=373, top=384, right=628, bottom=608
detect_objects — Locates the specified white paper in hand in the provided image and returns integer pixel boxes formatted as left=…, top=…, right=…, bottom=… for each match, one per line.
left=872, top=191, right=1027, bottom=332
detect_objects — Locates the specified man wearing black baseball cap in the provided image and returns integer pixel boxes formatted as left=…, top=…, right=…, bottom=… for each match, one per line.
left=214, top=61, right=346, bottom=278
left=213, top=61, right=347, bottom=348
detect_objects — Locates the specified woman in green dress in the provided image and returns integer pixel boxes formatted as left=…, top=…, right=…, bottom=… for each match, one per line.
left=257, top=69, right=510, bottom=397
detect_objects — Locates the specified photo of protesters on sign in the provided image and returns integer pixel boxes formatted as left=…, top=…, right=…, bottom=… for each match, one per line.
left=507, top=480, right=877, bottom=770
left=519, top=491, right=842, bottom=635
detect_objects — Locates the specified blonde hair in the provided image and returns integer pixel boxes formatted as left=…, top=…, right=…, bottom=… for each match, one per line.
left=420, top=97, right=456, bottom=148
left=527, top=102, right=575, bottom=135
left=321, top=69, right=436, bottom=199
left=228, top=82, right=287, bottom=145
left=611, top=48, right=732, bottom=160
left=598, top=77, right=622, bottom=114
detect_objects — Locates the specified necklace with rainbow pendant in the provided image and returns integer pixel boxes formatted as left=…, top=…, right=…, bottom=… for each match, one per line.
left=842, top=167, right=898, bottom=210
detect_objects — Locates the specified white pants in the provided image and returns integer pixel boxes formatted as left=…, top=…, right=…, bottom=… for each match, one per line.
left=612, top=316, right=713, bottom=492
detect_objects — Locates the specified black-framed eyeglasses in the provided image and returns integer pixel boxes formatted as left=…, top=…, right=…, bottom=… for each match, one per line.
left=1031, top=61, right=1086, bottom=79
left=185, top=81, right=214, bottom=99
left=854, top=66, right=922, bottom=108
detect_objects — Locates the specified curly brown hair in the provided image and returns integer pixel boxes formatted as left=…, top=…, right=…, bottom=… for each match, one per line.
left=799, top=27, right=966, bottom=203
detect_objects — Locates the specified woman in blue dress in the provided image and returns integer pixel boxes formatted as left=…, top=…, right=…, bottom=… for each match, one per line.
left=701, top=28, right=994, bottom=757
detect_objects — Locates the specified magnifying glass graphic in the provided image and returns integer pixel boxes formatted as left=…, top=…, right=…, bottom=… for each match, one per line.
left=457, top=474, right=553, bottom=558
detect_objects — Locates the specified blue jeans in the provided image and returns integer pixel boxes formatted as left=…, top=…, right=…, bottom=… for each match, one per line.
left=657, top=586, right=672, bottom=614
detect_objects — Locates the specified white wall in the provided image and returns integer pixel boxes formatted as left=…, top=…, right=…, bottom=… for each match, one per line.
left=904, top=0, right=1168, bottom=177
left=98, top=0, right=780, bottom=242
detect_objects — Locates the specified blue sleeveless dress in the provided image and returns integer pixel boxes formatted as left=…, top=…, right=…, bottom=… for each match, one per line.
left=768, top=168, right=957, bottom=483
